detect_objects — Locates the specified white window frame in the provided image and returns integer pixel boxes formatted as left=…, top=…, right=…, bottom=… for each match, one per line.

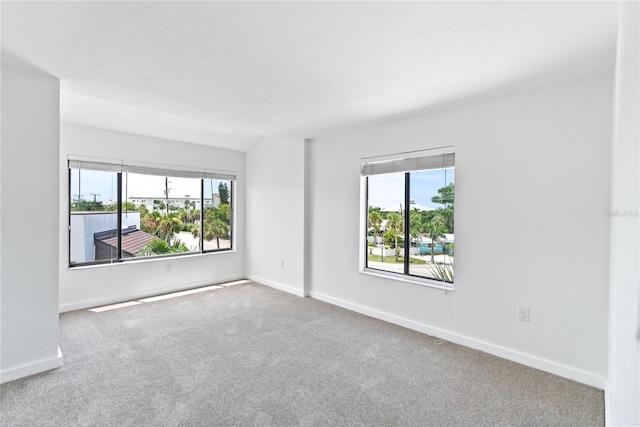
left=359, top=146, right=455, bottom=290
left=68, top=155, right=236, bottom=267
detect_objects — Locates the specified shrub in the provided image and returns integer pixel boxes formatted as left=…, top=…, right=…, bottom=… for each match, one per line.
left=137, top=238, right=189, bottom=256
left=427, top=261, right=454, bottom=283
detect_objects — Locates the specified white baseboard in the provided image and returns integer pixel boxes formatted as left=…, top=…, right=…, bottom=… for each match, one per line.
left=604, top=379, right=611, bottom=426
left=247, top=275, right=305, bottom=297
left=309, top=291, right=605, bottom=390
left=0, top=347, right=63, bottom=384
left=59, top=276, right=246, bottom=312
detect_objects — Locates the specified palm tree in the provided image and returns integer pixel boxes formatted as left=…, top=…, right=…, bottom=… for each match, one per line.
left=368, top=211, right=382, bottom=255
left=158, top=213, right=183, bottom=244
left=178, top=208, right=189, bottom=223
left=386, top=212, right=403, bottom=262
left=190, top=209, right=201, bottom=224
left=189, top=226, right=198, bottom=247
left=409, top=209, right=423, bottom=251
left=141, top=211, right=162, bottom=236
left=426, top=215, right=447, bottom=263
left=210, top=219, right=229, bottom=248
left=138, top=204, right=149, bottom=217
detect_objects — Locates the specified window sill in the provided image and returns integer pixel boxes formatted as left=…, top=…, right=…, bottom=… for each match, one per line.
left=68, top=249, right=236, bottom=270
left=360, top=267, right=454, bottom=292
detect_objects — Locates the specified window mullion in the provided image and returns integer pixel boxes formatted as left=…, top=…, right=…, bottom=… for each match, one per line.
left=117, top=172, right=123, bottom=262
left=68, top=168, right=72, bottom=267
left=365, top=177, right=370, bottom=269
left=200, top=179, right=204, bottom=252
left=404, top=172, right=410, bottom=275
left=229, top=181, right=234, bottom=250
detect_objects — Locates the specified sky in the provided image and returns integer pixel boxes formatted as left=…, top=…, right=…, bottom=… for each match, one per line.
left=70, top=169, right=228, bottom=203
left=70, top=167, right=453, bottom=208
left=368, top=168, right=454, bottom=210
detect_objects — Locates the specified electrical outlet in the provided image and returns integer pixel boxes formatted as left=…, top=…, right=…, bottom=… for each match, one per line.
left=517, top=305, right=530, bottom=322
left=280, top=259, right=285, bottom=268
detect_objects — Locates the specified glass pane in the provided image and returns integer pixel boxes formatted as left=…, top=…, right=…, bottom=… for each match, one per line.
left=366, top=172, right=405, bottom=274
left=124, top=173, right=201, bottom=258
left=69, top=168, right=118, bottom=264
left=408, top=167, right=454, bottom=283
left=203, top=179, right=232, bottom=251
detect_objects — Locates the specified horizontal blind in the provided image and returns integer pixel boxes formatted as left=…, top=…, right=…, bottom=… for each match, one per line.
left=68, top=160, right=123, bottom=172
left=124, top=165, right=235, bottom=181
left=68, top=159, right=236, bottom=181
left=361, top=151, right=454, bottom=176
left=203, top=170, right=236, bottom=181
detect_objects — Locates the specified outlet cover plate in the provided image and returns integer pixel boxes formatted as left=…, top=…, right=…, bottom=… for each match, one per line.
left=517, top=305, right=530, bottom=322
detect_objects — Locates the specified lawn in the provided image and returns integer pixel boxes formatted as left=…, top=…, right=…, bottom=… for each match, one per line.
left=367, top=254, right=426, bottom=264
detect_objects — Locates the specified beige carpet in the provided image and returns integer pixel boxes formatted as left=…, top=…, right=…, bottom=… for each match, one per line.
left=1, top=281, right=604, bottom=426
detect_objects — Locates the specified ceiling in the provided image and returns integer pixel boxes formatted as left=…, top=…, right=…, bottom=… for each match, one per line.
left=1, top=1, right=619, bottom=151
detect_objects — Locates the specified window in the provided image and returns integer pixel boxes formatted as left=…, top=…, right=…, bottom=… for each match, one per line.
left=70, top=166, right=119, bottom=264
left=362, top=148, right=455, bottom=286
left=69, top=158, right=235, bottom=267
left=203, top=179, right=232, bottom=251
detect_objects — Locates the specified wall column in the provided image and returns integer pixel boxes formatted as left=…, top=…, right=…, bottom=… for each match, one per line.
left=1, top=64, right=62, bottom=383
left=607, top=1, right=640, bottom=424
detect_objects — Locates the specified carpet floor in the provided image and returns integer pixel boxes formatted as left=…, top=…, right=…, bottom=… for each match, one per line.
left=1, top=281, right=604, bottom=426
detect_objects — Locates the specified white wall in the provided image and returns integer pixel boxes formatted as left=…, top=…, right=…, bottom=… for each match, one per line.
left=308, top=75, right=614, bottom=388
left=246, top=137, right=306, bottom=296
left=59, top=124, right=246, bottom=312
left=1, top=65, right=62, bottom=383
left=607, top=1, right=640, bottom=424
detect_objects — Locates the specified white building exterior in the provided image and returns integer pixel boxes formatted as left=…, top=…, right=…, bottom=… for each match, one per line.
left=70, top=212, right=141, bottom=263
left=127, top=195, right=220, bottom=212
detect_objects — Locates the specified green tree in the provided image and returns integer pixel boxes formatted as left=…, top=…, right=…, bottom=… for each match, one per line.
left=138, top=204, right=149, bottom=217
left=191, top=226, right=200, bottom=250
left=74, top=200, right=105, bottom=211
left=218, top=182, right=229, bottom=205
left=426, top=215, right=447, bottom=263
left=386, top=212, right=404, bottom=262
left=207, top=219, right=229, bottom=249
left=368, top=210, right=383, bottom=256
left=141, top=211, right=162, bottom=236
left=106, top=201, right=137, bottom=212
left=217, top=203, right=231, bottom=223
left=430, top=183, right=454, bottom=233
left=439, top=205, right=454, bottom=233
left=189, top=209, right=201, bottom=224
left=203, top=207, right=229, bottom=248
left=409, top=209, right=424, bottom=246
left=158, top=213, right=183, bottom=243
left=368, top=206, right=382, bottom=214
left=431, top=183, right=454, bottom=206
left=178, top=207, right=189, bottom=224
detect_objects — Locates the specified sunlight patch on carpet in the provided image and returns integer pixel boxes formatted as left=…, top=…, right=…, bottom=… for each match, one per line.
left=138, top=285, right=223, bottom=302
left=220, top=279, right=251, bottom=287
left=88, top=301, right=143, bottom=312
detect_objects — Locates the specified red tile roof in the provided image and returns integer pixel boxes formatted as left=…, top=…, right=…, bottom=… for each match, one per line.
left=100, top=230, right=156, bottom=255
